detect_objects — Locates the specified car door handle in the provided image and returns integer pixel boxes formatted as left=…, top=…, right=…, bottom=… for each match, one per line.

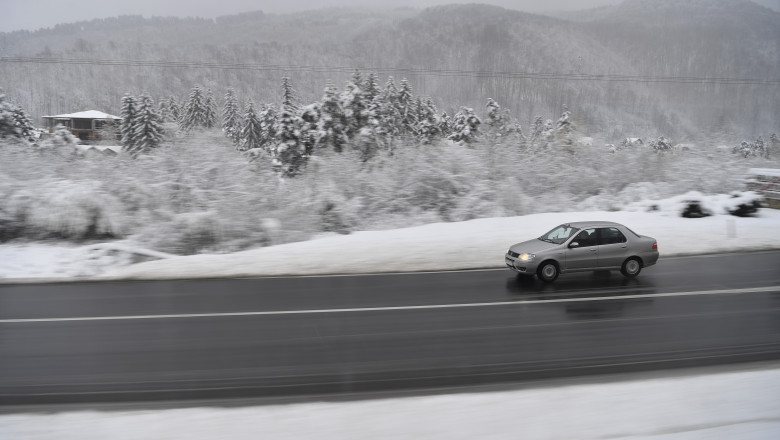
left=590, top=248, right=597, bottom=251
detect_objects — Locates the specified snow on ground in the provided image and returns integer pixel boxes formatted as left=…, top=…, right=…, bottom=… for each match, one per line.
left=1, top=209, right=780, bottom=280
left=0, top=241, right=174, bottom=279
left=2, top=364, right=779, bottom=440
left=106, top=209, right=780, bottom=280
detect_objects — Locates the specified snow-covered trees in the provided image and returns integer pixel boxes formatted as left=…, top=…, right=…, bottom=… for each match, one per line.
left=239, top=100, right=262, bottom=152
left=732, top=136, right=768, bottom=158
left=131, top=95, right=163, bottom=155
left=204, top=89, right=218, bottom=129
left=552, top=105, right=575, bottom=150
left=120, top=93, right=163, bottom=156
left=181, top=85, right=208, bottom=131
left=317, top=82, right=348, bottom=153
left=221, top=88, right=241, bottom=145
left=275, top=78, right=306, bottom=176
left=120, top=94, right=138, bottom=148
left=167, top=96, right=181, bottom=123
left=0, top=91, right=36, bottom=142
left=448, top=107, right=481, bottom=144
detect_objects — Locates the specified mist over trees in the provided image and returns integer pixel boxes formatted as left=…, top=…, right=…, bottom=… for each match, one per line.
left=1, top=0, right=778, bottom=143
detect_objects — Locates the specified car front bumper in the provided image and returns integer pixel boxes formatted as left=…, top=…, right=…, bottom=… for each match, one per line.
left=505, top=254, right=539, bottom=274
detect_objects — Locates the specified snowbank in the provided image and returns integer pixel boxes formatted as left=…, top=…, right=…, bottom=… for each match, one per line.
left=2, top=363, right=779, bottom=440
left=104, top=209, right=780, bottom=281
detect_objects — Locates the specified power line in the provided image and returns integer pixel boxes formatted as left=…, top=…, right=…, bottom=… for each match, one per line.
left=2, top=56, right=779, bottom=86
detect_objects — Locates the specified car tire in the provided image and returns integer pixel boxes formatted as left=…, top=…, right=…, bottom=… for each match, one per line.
left=620, top=257, right=642, bottom=277
left=537, top=261, right=559, bottom=283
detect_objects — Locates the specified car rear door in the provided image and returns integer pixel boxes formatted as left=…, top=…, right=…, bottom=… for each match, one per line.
left=565, top=228, right=598, bottom=270
left=596, top=227, right=629, bottom=268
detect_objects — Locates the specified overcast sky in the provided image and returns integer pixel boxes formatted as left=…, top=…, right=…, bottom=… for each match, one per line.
left=2, top=0, right=779, bottom=33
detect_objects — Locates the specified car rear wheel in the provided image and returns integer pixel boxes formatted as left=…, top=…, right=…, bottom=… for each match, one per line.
left=621, top=257, right=642, bottom=277
left=537, top=261, right=559, bottom=283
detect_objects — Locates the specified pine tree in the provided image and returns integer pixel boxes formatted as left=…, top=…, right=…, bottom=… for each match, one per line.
left=120, top=94, right=138, bottom=149
left=363, top=72, right=380, bottom=102
left=129, top=94, right=163, bottom=156
left=158, top=97, right=170, bottom=122
left=415, top=97, right=440, bottom=144
left=258, top=104, right=278, bottom=148
left=181, top=85, right=207, bottom=131
left=239, top=100, right=263, bottom=152
left=11, top=103, right=36, bottom=142
left=553, top=105, right=575, bottom=150
left=275, top=106, right=306, bottom=177
left=317, top=82, right=348, bottom=152
left=167, top=96, right=181, bottom=122
left=300, top=103, right=321, bottom=157
left=529, top=116, right=544, bottom=146
left=380, top=76, right=400, bottom=137
left=281, top=77, right=297, bottom=112
left=448, top=107, right=481, bottom=144
left=0, top=90, right=25, bottom=140
left=340, top=80, right=369, bottom=139
left=438, top=112, right=452, bottom=137
left=396, top=78, right=416, bottom=134
left=222, top=88, right=241, bottom=145
left=204, top=88, right=217, bottom=129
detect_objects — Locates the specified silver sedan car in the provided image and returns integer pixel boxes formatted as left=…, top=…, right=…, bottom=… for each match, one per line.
left=505, top=221, right=659, bottom=282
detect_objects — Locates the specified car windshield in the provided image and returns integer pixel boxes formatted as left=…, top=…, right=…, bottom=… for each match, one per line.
left=539, top=225, right=580, bottom=244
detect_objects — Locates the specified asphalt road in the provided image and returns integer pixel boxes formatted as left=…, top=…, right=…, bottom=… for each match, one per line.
left=1, top=251, right=779, bottom=405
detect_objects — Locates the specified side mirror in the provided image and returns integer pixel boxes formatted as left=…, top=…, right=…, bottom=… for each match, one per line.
left=569, top=241, right=580, bottom=248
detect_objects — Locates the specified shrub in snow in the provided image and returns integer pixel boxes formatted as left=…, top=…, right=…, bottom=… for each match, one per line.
left=141, top=211, right=222, bottom=255
left=39, top=124, right=79, bottom=150
left=625, top=191, right=765, bottom=218
left=649, top=136, right=673, bottom=152
left=720, top=191, right=764, bottom=217
left=680, top=199, right=711, bottom=218
left=732, top=137, right=768, bottom=159
left=6, top=180, right=124, bottom=239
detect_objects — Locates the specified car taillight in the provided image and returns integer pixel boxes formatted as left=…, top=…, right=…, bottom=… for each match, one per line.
left=652, top=243, right=658, bottom=250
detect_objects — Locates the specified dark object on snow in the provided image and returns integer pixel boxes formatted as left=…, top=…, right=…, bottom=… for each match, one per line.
left=727, top=194, right=763, bottom=217
left=681, top=200, right=711, bottom=218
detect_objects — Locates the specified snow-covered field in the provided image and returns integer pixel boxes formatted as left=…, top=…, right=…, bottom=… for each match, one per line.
left=1, top=207, right=779, bottom=281
left=2, top=363, right=779, bottom=440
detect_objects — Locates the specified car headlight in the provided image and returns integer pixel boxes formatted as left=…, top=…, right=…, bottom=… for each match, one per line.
left=518, top=253, right=535, bottom=261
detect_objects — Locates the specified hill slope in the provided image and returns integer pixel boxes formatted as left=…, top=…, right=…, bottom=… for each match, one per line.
left=1, top=1, right=777, bottom=141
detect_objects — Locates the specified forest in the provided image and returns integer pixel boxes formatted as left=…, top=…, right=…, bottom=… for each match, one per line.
left=1, top=71, right=778, bottom=255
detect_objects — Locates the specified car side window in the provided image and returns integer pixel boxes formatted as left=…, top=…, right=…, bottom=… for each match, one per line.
left=598, top=227, right=626, bottom=245
left=573, top=228, right=597, bottom=247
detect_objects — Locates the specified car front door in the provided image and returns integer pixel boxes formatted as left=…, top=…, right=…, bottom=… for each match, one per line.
left=565, top=228, right=598, bottom=270
left=597, top=227, right=629, bottom=268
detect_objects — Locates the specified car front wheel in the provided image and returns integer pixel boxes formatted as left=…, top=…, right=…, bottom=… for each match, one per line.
left=621, top=258, right=642, bottom=277
left=537, top=261, right=559, bottom=283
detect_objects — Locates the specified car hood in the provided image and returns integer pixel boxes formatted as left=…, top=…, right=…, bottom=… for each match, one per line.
left=509, top=238, right=561, bottom=254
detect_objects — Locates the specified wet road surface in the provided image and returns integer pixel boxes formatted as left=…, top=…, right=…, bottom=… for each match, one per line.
left=1, top=251, right=779, bottom=404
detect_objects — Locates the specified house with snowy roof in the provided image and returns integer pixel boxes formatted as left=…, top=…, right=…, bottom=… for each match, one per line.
left=42, top=110, right=121, bottom=143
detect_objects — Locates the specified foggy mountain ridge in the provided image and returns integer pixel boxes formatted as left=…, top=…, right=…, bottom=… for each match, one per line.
left=1, top=1, right=778, bottom=141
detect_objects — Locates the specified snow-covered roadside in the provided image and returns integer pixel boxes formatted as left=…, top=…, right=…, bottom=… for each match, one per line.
left=2, top=209, right=780, bottom=280
left=105, top=209, right=780, bottom=280
left=2, top=363, right=779, bottom=440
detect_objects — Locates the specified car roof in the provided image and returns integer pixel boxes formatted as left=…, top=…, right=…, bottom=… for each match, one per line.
left=564, top=221, right=625, bottom=229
